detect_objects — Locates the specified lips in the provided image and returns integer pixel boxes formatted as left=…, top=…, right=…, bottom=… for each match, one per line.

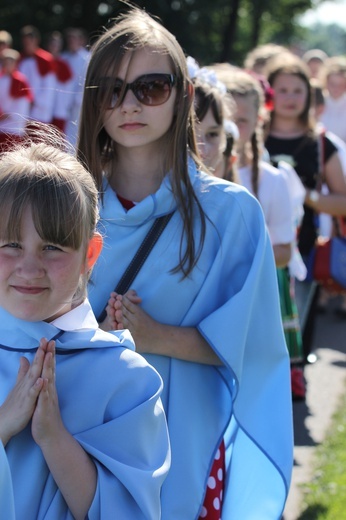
left=12, top=285, right=47, bottom=295
left=119, top=122, right=146, bottom=131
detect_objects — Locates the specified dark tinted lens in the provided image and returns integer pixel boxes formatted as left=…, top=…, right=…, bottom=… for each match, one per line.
left=92, top=77, right=123, bottom=109
left=110, top=79, right=124, bottom=108
left=134, top=74, right=173, bottom=106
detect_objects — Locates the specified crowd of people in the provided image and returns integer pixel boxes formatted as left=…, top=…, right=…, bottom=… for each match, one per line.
left=0, top=25, right=89, bottom=149
left=1, top=6, right=346, bottom=519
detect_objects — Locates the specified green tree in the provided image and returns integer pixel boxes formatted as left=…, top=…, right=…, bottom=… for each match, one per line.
left=300, top=22, right=346, bottom=57
left=0, top=0, right=341, bottom=65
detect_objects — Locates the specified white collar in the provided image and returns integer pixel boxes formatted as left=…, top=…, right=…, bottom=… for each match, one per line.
left=51, top=299, right=99, bottom=332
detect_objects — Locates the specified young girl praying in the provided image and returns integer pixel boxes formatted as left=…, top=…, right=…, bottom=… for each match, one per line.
left=78, top=8, right=293, bottom=519
left=0, top=140, right=170, bottom=520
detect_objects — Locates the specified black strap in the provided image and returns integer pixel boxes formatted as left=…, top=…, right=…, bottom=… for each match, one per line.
left=98, top=211, right=174, bottom=322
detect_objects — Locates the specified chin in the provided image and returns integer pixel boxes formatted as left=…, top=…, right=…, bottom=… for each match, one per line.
left=7, top=306, right=49, bottom=322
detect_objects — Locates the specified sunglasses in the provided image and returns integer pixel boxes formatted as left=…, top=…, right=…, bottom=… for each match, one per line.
left=103, top=73, right=177, bottom=108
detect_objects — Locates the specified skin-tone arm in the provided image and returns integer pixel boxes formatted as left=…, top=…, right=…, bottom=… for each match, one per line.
left=273, top=243, right=291, bottom=268
left=0, top=339, right=97, bottom=520
left=102, top=290, right=223, bottom=366
left=305, top=153, right=346, bottom=215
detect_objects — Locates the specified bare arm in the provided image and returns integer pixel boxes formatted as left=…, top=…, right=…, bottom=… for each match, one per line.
left=305, top=153, right=346, bottom=215
left=273, top=243, right=291, bottom=268
left=38, top=429, right=97, bottom=520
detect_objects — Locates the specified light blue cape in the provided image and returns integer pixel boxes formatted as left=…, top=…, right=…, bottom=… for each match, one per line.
left=0, top=301, right=170, bottom=519
left=89, top=159, right=294, bottom=519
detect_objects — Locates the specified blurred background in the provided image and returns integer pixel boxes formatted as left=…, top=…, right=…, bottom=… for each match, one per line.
left=1, top=0, right=346, bottom=65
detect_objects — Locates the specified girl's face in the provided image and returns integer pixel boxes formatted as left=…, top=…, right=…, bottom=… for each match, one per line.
left=233, top=95, right=258, bottom=146
left=0, top=206, right=89, bottom=322
left=102, top=48, right=177, bottom=155
left=272, top=73, right=308, bottom=121
left=326, top=73, right=346, bottom=100
left=195, top=107, right=225, bottom=173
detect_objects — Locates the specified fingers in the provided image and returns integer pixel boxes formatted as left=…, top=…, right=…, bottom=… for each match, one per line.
left=114, top=308, right=125, bottom=330
left=122, top=294, right=137, bottom=314
left=16, top=356, right=30, bottom=382
left=16, top=340, right=46, bottom=388
left=41, top=340, right=56, bottom=384
left=126, top=289, right=142, bottom=304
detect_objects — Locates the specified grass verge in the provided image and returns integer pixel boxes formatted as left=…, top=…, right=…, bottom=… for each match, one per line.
left=297, top=386, right=346, bottom=519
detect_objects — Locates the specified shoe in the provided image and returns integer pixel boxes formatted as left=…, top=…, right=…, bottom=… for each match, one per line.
left=291, top=367, right=306, bottom=401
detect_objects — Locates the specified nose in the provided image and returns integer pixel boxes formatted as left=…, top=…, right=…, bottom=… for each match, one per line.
left=120, top=87, right=141, bottom=113
left=198, top=139, right=213, bottom=162
left=16, top=253, right=45, bottom=279
left=197, top=137, right=207, bottom=158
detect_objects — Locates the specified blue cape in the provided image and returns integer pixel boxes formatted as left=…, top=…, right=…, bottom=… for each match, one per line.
left=0, top=301, right=170, bottom=519
left=89, top=159, right=294, bottom=519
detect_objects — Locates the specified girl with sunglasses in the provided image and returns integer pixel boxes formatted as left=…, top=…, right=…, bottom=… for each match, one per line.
left=78, top=8, right=293, bottom=519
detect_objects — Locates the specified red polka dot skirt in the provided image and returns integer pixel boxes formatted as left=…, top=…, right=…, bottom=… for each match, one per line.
left=199, top=440, right=226, bottom=519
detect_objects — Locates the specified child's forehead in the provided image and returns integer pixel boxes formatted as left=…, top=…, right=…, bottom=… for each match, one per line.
left=117, top=48, right=172, bottom=79
left=327, top=72, right=346, bottom=81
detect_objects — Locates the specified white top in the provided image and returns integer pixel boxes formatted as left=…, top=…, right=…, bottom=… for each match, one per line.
left=0, top=75, right=30, bottom=135
left=61, top=48, right=90, bottom=146
left=238, top=161, right=294, bottom=246
left=18, top=56, right=56, bottom=123
left=51, top=58, right=75, bottom=121
left=320, top=94, right=346, bottom=143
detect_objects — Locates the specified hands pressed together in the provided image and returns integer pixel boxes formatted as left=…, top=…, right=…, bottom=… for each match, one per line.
left=0, top=338, right=64, bottom=448
left=102, top=289, right=223, bottom=365
left=0, top=338, right=98, bottom=519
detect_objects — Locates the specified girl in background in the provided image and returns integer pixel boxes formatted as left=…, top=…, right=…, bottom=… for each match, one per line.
left=319, top=56, right=346, bottom=143
left=0, top=49, right=33, bottom=152
left=78, top=8, right=293, bottom=519
left=215, top=65, right=307, bottom=399
left=265, top=53, right=346, bottom=365
left=0, top=138, right=169, bottom=519
left=187, top=56, right=238, bottom=182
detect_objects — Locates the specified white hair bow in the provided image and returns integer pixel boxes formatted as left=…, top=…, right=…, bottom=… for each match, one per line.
left=186, top=56, right=227, bottom=94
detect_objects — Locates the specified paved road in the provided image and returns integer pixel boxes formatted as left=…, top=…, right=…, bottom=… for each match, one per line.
left=283, top=295, right=346, bottom=520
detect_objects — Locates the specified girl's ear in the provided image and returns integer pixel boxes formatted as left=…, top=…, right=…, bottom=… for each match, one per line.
left=84, top=233, right=103, bottom=272
left=187, top=81, right=194, bottom=102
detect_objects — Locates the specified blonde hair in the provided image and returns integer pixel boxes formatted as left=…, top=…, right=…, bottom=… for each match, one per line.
left=320, top=55, right=346, bottom=87
left=0, top=139, right=99, bottom=300
left=215, top=67, right=264, bottom=197
left=0, top=30, right=13, bottom=47
left=244, top=43, right=288, bottom=74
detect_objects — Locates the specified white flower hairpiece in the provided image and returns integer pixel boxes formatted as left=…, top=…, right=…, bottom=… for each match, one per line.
left=224, top=119, right=239, bottom=140
left=187, top=56, right=227, bottom=95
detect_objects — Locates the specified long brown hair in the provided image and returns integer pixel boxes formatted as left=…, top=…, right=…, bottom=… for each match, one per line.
left=266, top=54, right=313, bottom=131
left=77, top=8, right=207, bottom=277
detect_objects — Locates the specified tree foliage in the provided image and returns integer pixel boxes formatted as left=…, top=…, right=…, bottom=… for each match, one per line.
left=0, top=0, right=342, bottom=65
